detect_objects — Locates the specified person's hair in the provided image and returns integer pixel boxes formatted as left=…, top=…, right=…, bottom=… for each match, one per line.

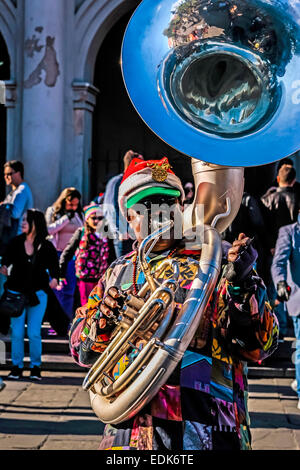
left=26, top=209, right=49, bottom=249
left=277, top=158, right=293, bottom=173
left=278, top=165, right=296, bottom=185
left=85, top=219, right=94, bottom=233
left=4, top=160, right=24, bottom=178
left=51, top=187, right=83, bottom=221
left=80, top=219, right=95, bottom=249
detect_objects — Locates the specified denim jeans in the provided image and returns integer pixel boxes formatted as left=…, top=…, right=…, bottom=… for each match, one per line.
left=53, top=251, right=77, bottom=320
left=10, top=289, right=48, bottom=369
left=0, top=272, right=6, bottom=298
left=267, top=281, right=288, bottom=336
left=292, top=315, right=300, bottom=398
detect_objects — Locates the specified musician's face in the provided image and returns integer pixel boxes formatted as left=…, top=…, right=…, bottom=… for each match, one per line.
left=127, top=196, right=183, bottom=252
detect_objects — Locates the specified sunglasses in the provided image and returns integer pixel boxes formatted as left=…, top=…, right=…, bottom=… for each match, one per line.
left=134, top=196, right=179, bottom=210
left=90, top=216, right=104, bottom=221
left=4, top=171, right=16, bottom=177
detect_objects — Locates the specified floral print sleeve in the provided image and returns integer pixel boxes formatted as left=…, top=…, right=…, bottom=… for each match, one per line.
left=216, top=270, right=279, bottom=362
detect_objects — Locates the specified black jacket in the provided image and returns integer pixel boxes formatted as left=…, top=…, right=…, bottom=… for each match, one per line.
left=1, top=234, right=60, bottom=297
left=261, top=186, right=299, bottom=248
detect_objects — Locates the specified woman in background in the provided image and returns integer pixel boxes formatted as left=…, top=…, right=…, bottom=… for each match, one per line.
left=59, top=204, right=115, bottom=306
left=45, top=188, right=84, bottom=320
left=0, top=209, right=59, bottom=380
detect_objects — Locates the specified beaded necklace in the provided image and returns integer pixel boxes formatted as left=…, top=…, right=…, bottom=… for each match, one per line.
left=132, top=244, right=178, bottom=295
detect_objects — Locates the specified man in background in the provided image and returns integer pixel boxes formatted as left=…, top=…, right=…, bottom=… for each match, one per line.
left=261, top=164, right=299, bottom=339
left=0, top=160, right=33, bottom=297
left=272, top=203, right=300, bottom=409
left=103, top=150, right=143, bottom=258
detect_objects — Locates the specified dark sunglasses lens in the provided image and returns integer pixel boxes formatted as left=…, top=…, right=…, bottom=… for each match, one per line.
left=141, top=196, right=177, bottom=208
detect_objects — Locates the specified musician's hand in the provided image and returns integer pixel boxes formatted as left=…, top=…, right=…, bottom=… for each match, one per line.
left=99, top=287, right=124, bottom=329
left=49, top=278, right=58, bottom=290
left=276, top=281, right=291, bottom=302
left=56, top=278, right=67, bottom=291
left=0, top=265, right=8, bottom=276
left=225, top=233, right=258, bottom=283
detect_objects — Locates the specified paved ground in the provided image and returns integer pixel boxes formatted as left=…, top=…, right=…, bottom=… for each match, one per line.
left=0, top=371, right=300, bottom=451
left=0, top=371, right=104, bottom=450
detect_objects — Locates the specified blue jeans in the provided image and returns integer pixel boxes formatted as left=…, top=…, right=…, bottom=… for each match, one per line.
left=10, top=290, right=48, bottom=369
left=292, top=315, right=300, bottom=398
left=53, top=251, right=77, bottom=320
left=0, top=272, right=6, bottom=298
left=267, top=281, right=288, bottom=336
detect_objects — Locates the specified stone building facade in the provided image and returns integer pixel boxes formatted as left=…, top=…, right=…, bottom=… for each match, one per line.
left=0, top=0, right=298, bottom=210
left=0, top=0, right=141, bottom=209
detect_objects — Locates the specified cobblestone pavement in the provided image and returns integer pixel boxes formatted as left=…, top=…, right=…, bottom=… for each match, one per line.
left=0, top=371, right=300, bottom=450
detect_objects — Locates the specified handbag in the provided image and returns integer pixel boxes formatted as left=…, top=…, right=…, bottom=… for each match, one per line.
left=0, top=289, right=27, bottom=318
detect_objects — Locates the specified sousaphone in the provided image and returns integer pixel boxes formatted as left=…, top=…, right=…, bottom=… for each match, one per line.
left=83, top=0, right=300, bottom=424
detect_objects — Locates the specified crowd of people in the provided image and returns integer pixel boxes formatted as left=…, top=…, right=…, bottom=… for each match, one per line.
left=0, top=151, right=299, bottom=449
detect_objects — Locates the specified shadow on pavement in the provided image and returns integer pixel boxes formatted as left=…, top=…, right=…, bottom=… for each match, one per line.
left=0, top=418, right=105, bottom=435
left=2, top=376, right=85, bottom=387
left=249, top=410, right=300, bottom=428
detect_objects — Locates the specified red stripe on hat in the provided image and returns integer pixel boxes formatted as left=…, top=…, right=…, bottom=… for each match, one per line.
left=121, top=157, right=174, bottom=183
left=180, top=250, right=202, bottom=255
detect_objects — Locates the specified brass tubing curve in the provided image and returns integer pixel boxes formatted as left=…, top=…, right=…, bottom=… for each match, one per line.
left=83, top=285, right=175, bottom=392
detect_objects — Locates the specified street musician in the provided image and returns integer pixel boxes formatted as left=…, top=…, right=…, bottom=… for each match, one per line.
left=69, top=157, right=278, bottom=450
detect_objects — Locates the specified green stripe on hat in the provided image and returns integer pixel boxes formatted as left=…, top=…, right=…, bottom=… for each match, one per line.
left=126, top=187, right=181, bottom=209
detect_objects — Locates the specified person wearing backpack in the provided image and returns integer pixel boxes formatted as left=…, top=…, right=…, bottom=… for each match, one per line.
left=45, top=188, right=84, bottom=319
left=0, top=209, right=59, bottom=380
left=58, top=204, right=115, bottom=307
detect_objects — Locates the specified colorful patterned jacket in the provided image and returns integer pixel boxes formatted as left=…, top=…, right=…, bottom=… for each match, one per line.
left=69, top=243, right=278, bottom=451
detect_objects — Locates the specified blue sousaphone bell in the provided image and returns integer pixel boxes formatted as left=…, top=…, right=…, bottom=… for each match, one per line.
left=122, top=0, right=300, bottom=167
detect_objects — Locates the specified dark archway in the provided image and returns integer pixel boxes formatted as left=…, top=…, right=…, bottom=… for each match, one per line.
left=91, top=12, right=276, bottom=199
left=91, top=11, right=192, bottom=197
left=0, top=32, right=10, bottom=200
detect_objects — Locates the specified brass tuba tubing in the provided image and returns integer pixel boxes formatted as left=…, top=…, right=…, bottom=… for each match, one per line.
left=88, top=226, right=222, bottom=424
left=82, top=285, right=175, bottom=392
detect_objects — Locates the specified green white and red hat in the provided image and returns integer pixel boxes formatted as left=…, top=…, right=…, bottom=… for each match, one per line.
left=118, top=157, right=185, bottom=216
left=83, top=203, right=103, bottom=220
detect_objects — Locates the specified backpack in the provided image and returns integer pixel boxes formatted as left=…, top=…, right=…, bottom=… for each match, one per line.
left=0, top=204, right=19, bottom=256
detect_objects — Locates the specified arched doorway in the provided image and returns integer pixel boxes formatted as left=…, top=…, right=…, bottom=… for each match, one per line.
left=0, top=32, right=10, bottom=200
left=91, top=12, right=277, bottom=200
left=91, top=11, right=192, bottom=197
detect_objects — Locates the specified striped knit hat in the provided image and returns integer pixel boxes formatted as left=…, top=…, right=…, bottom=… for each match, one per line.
left=118, top=157, right=185, bottom=216
left=83, top=204, right=103, bottom=220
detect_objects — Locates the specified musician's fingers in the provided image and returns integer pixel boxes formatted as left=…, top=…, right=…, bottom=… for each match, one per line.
left=100, top=302, right=114, bottom=317
left=103, top=294, right=118, bottom=309
left=228, top=245, right=240, bottom=257
left=107, top=287, right=120, bottom=298
left=99, top=317, right=107, bottom=329
left=231, top=236, right=250, bottom=249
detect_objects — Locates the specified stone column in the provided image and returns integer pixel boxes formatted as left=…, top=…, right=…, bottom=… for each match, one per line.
left=21, top=0, right=66, bottom=210
left=4, top=80, right=17, bottom=161
left=72, top=81, right=99, bottom=204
